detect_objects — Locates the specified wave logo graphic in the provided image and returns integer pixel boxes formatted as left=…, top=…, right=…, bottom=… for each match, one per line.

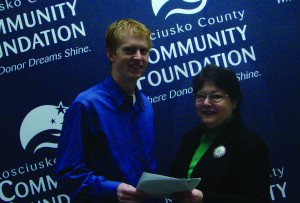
left=20, top=102, right=68, bottom=154
left=151, top=0, right=207, bottom=19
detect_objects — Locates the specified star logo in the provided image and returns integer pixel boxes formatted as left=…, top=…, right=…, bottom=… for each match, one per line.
left=20, top=102, right=68, bottom=154
left=56, top=101, right=67, bottom=115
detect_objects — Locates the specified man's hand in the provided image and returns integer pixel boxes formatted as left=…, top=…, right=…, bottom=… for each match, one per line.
left=117, top=183, right=147, bottom=203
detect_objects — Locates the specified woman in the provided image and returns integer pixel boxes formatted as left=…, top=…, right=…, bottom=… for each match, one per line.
left=169, top=65, right=270, bottom=203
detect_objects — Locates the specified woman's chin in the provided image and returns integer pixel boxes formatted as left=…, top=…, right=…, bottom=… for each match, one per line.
left=202, top=118, right=219, bottom=128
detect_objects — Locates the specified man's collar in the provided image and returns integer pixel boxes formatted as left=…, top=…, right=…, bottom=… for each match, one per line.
left=103, top=75, right=145, bottom=110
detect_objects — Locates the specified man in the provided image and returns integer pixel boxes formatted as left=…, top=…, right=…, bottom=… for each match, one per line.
left=55, top=19, right=156, bottom=203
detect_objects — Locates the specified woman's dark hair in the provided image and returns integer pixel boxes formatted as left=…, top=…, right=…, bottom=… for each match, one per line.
left=193, top=64, right=243, bottom=114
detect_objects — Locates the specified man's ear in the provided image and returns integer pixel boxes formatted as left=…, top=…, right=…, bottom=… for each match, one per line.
left=106, top=49, right=114, bottom=62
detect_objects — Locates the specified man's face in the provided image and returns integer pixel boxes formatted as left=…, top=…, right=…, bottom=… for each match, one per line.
left=107, top=35, right=150, bottom=84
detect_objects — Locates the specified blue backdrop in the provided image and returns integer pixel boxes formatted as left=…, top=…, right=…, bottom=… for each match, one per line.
left=0, top=0, right=299, bottom=202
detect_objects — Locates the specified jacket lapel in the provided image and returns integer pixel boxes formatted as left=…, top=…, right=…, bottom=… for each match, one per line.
left=191, top=118, right=242, bottom=176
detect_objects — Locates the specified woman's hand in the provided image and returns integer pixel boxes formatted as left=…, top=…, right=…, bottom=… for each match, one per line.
left=171, top=189, right=203, bottom=203
left=117, top=183, right=147, bottom=203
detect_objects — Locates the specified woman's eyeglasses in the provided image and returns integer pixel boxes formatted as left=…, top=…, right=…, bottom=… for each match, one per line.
left=195, top=93, right=228, bottom=103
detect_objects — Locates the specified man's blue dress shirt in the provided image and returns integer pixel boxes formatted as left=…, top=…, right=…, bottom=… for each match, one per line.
left=55, top=75, right=156, bottom=202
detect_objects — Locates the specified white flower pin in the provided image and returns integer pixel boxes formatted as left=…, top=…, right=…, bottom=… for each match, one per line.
left=213, top=145, right=226, bottom=158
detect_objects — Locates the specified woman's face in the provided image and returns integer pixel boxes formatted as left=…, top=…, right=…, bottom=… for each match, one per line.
left=195, top=81, right=237, bottom=128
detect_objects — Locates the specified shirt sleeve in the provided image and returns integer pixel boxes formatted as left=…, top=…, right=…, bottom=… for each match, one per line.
left=55, top=101, right=120, bottom=202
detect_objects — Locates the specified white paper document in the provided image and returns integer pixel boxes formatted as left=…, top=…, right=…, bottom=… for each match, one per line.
left=136, top=172, right=201, bottom=198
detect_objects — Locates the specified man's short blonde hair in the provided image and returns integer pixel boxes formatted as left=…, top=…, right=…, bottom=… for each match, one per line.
left=106, top=19, right=152, bottom=54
